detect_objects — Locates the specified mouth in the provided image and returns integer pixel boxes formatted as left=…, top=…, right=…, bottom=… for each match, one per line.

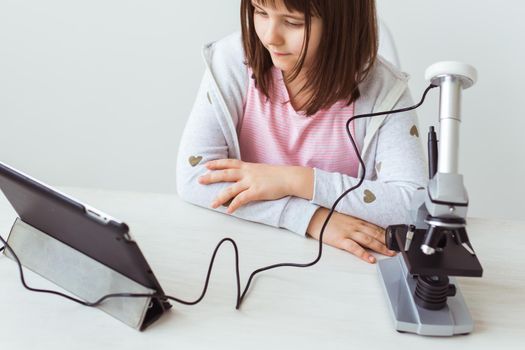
left=272, top=51, right=291, bottom=57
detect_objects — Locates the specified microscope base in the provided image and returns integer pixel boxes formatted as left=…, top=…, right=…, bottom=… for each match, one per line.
left=377, top=254, right=474, bottom=336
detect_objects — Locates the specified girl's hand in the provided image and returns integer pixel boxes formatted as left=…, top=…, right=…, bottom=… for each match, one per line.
left=307, top=208, right=397, bottom=264
left=198, top=159, right=295, bottom=214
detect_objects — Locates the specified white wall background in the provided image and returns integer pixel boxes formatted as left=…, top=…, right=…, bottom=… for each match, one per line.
left=0, top=0, right=523, bottom=221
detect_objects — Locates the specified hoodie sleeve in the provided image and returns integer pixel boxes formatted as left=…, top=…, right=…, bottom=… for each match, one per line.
left=176, top=71, right=320, bottom=236
left=309, top=89, right=428, bottom=228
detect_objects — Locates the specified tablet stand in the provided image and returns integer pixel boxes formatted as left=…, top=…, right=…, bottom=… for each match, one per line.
left=2, top=217, right=157, bottom=330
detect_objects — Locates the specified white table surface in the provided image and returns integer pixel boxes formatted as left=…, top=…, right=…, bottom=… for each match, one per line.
left=0, top=187, right=524, bottom=349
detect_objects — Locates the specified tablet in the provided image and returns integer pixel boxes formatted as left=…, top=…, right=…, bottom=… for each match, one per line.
left=0, top=161, right=172, bottom=315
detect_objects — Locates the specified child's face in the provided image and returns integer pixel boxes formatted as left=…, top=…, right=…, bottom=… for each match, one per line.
left=252, top=0, right=322, bottom=77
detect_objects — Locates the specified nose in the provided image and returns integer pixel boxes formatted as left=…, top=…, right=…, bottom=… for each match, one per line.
left=263, top=20, right=284, bottom=48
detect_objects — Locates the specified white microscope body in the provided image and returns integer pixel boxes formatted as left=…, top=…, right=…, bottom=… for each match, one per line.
left=377, top=62, right=483, bottom=336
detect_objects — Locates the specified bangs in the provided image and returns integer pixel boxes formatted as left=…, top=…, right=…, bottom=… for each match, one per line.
left=253, top=0, right=320, bottom=17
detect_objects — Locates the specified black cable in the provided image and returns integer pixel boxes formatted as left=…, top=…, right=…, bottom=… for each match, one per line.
left=0, top=234, right=239, bottom=307
left=0, top=84, right=437, bottom=310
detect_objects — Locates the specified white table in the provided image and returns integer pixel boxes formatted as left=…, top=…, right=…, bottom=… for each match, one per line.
left=0, top=187, right=523, bottom=349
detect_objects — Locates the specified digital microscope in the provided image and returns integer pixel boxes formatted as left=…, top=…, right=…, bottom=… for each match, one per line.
left=377, top=62, right=483, bottom=336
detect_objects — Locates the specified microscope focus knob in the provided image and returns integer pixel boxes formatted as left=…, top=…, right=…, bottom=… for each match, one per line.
left=385, top=225, right=403, bottom=252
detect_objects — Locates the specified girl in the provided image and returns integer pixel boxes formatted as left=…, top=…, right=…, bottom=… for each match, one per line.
left=176, top=0, right=426, bottom=264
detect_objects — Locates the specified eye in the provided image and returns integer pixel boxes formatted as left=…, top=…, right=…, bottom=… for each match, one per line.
left=286, top=21, right=304, bottom=27
left=254, top=9, right=268, bottom=17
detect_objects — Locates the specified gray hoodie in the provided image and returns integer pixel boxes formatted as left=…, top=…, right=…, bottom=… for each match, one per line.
left=176, top=32, right=427, bottom=236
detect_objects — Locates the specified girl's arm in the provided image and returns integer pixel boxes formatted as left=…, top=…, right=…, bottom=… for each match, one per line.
left=176, top=71, right=320, bottom=236
left=291, top=90, right=427, bottom=228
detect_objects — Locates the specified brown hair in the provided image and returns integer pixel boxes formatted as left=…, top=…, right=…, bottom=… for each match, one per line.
left=241, top=0, right=378, bottom=116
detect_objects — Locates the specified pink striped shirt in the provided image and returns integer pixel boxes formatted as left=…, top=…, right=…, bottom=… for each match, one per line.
left=239, top=66, right=359, bottom=177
